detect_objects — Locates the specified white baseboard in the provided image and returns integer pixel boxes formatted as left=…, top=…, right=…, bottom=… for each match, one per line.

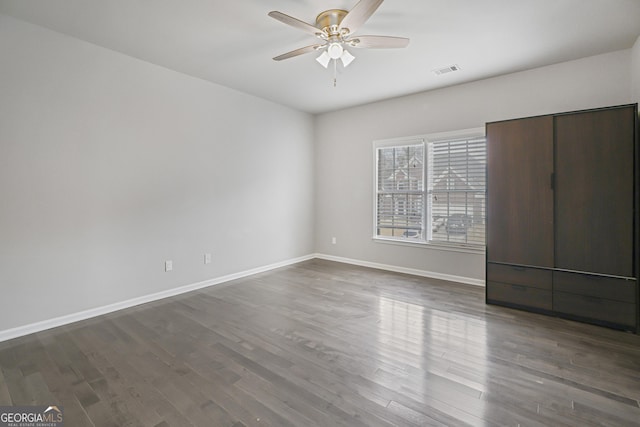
left=314, top=253, right=485, bottom=287
left=0, top=253, right=483, bottom=343
left=0, top=254, right=315, bottom=343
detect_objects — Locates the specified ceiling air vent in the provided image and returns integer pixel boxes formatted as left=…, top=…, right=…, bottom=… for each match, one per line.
left=432, top=64, right=460, bottom=76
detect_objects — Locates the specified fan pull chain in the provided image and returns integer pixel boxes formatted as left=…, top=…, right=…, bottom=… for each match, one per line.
left=333, top=59, right=337, bottom=87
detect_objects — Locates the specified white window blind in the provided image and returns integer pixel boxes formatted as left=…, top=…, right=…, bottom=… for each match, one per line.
left=427, top=136, right=486, bottom=246
left=374, top=130, right=486, bottom=249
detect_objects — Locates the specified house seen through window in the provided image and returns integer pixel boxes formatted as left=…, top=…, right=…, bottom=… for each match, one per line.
left=374, top=129, right=486, bottom=248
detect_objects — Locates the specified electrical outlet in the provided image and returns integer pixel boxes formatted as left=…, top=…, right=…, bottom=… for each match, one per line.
left=332, top=237, right=337, bottom=245
left=204, top=253, right=212, bottom=264
left=165, top=260, right=173, bottom=272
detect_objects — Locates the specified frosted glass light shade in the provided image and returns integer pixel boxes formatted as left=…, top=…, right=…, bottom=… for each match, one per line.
left=316, top=51, right=331, bottom=68
left=340, top=50, right=355, bottom=67
left=327, top=43, right=344, bottom=59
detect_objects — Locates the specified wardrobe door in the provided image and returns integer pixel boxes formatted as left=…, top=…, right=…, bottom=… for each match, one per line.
left=555, top=106, right=635, bottom=277
left=487, top=116, right=554, bottom=267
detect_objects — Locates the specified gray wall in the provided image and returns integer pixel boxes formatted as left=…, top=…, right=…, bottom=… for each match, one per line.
left=0, top=14, right=315, bottom=332
left=633, top=36, right=640, bottom=103
left=314, top=49, right=633, bottom=283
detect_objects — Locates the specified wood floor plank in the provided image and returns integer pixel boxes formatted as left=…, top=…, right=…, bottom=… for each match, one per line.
left=0, top=369, right=11, bottom=405
left=1, top=259, right=640, bottom=426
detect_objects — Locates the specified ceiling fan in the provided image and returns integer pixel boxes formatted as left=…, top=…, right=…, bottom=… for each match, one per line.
left=268, top=0, right=409, bottom=84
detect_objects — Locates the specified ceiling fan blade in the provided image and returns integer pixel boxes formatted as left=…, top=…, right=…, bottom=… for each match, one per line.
left=339, top=0, right=384, bottom=35
left=349, top=35, right=409, bottom=49
left=273, top=44, right=324, bottom=61
left=268, top=11, right=322, bottom=37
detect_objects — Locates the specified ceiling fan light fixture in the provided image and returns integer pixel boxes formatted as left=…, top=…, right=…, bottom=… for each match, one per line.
left=340, top=49, right=355, bottom=67
left=269, top=0, right=410, bottom=83
left=316, top=51, right=331, bottom=68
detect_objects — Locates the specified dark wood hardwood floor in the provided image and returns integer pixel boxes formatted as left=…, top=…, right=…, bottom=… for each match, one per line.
left=1, top=259, right=639, bottom=426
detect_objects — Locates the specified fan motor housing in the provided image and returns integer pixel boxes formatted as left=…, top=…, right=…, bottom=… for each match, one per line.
left=315, top=9, right=348, bottom=31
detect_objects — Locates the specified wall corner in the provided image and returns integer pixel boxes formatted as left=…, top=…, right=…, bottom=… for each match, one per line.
left=632, top=35, right=640, bottom=104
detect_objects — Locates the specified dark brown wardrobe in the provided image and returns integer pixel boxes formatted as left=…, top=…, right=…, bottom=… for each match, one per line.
left=486, top=104, right=639, bottom=332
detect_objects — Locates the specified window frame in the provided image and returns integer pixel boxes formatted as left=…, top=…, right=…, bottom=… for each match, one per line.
left=372, top=127, right=486, bottom=253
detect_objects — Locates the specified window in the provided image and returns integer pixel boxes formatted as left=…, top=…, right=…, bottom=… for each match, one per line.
left=374, top=129, right=486, bottom=249
left=375, top=141, right=425, bottom=240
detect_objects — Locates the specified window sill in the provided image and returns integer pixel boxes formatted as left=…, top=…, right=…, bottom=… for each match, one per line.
left=372, top=236, right=486, bottom=255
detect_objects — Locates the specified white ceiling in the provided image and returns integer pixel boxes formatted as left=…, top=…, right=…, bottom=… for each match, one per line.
left=1, top=0, right=639, bottom=114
